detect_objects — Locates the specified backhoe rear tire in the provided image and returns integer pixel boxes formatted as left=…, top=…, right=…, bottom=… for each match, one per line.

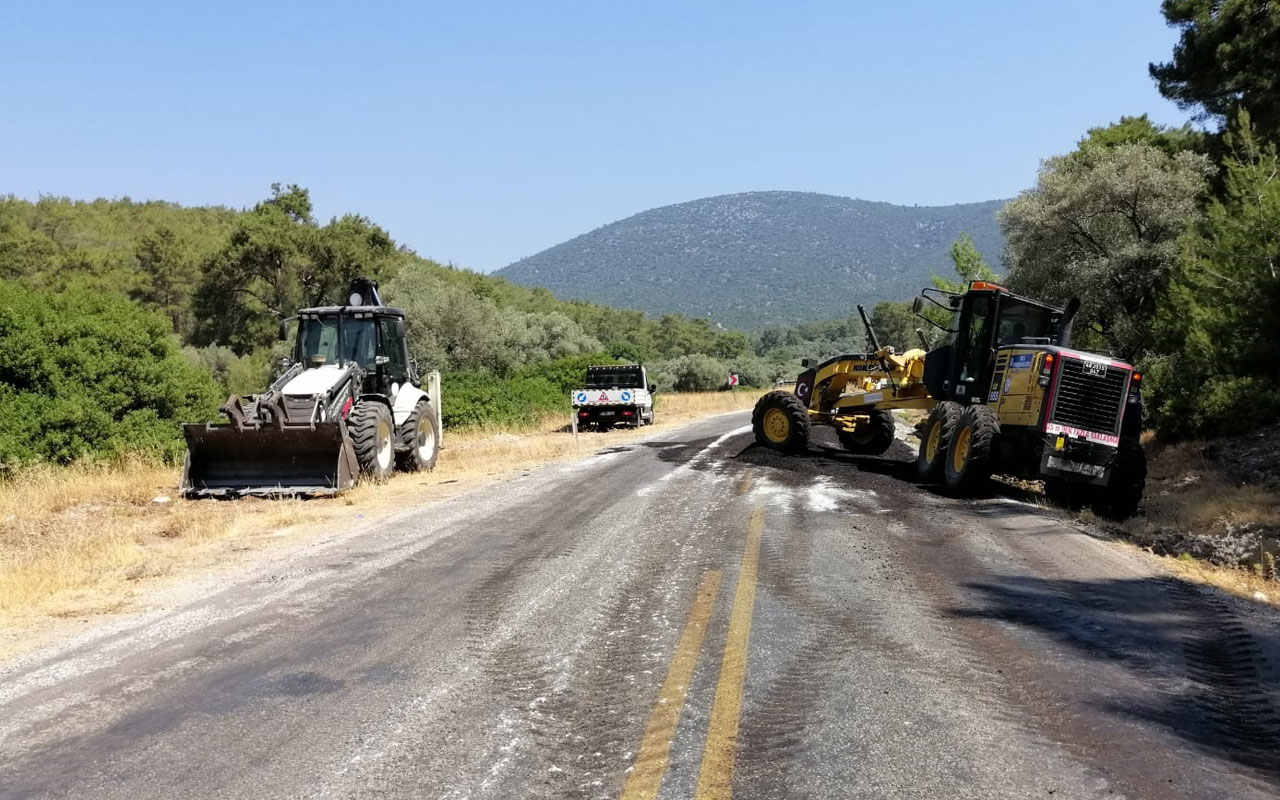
left=396, top=398, right=440, bottom=473
left=836, top=409, right=896, bottom=455
left=916, top=401, right=963, bottom=483
left=943, top=405, right=999, bottom=494
left=752, top=391, right=810, bottom=453
left=350, top=401, right=395, bottom=483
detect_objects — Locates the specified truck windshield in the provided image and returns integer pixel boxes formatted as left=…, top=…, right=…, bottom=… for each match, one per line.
left=298, top=317, right=377, bottom=368
left=585, top=368, right=644, bottom=389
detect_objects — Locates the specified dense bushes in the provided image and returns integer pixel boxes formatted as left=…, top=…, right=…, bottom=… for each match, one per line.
left=0, top=281, right=221, bottom=470
left=440, top=354, right=608, bottom=429
left=384, top=266, right=603, bottom=375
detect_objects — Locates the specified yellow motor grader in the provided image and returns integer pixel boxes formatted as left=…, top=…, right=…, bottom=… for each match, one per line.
left=752, top=281, right=1146, bottom=518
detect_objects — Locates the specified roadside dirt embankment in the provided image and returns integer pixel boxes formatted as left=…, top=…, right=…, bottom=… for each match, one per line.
left=1115, top=424, right=1280, bottom=601
left=0, top=390, right=761, bottom=653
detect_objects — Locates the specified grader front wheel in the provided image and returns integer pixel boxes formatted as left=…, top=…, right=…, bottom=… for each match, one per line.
left=836, top=409, right=896, bottom=455
left=752, top=391, right=811, bottom=453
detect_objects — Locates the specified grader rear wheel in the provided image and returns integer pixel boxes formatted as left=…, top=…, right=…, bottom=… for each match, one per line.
left=752, top=391, right=811, bottom=453
left=943, top=405, right=999, bottom=494
left=916, top=401, right=963, bottom=482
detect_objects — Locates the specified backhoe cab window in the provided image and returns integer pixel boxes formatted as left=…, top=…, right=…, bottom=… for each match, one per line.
left=299, top=317, right=377, bottom=368
left=377, top=317, right=408, bottom=380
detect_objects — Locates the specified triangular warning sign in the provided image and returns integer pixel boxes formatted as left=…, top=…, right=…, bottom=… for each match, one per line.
left=598, top=392, right=610, bottom=402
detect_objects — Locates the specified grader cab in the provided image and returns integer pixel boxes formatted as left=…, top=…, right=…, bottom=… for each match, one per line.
left=752, top=281, right=1146, bottom=518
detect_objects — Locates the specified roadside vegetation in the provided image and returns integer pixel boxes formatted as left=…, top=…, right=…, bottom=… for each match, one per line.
left=0, top=185, right=789, bottom=474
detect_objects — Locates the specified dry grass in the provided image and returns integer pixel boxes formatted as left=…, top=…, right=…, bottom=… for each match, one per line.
left=0, top=391, right=760, bottom=636
left=0, top=459, right=318, bottom=623
left=1158, top=549, right=1278, bottom=605
left=1107, top=431, right=1280, bottom=606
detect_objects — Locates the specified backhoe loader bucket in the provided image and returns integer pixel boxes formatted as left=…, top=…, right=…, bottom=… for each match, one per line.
left=180, top=421, right=358, bottom=498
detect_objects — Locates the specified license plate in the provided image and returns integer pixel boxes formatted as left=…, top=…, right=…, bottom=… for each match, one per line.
left=599, top=410, right=616, bottom=416
left=1081, top=360, right=1107, bottom=377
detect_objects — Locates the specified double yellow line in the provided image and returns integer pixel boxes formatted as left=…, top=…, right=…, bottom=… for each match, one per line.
left=620, top=502, right=765, bottom=800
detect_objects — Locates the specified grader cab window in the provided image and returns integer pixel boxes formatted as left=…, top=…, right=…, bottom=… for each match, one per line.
left=996, top=299, right=1055, bottom=345
left=958, top=296, right=994, bottom=384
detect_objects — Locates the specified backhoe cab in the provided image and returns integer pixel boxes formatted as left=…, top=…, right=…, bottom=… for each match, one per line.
left=752, top=281, right=1146, bottom=518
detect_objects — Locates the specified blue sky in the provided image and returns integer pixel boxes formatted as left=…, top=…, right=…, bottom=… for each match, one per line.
left=2, top=1, right=1188, bottom=272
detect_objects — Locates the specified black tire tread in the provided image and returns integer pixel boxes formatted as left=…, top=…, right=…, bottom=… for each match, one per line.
left=943, top=404, right=999, bottom=494
left=349, top=400, right=393, bottom=482
left=1092, top=439, right=1147, bottom=519
left=916, top=401, right=963, bottom=482
left=752, top=390, right=811, bottom=453
left=836, top=409, right=896, bottom=455
left=396, top=398, right=440, bottom=472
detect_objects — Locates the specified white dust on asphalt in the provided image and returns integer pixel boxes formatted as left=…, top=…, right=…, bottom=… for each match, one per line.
left=745, top=475, right=881, bottom=516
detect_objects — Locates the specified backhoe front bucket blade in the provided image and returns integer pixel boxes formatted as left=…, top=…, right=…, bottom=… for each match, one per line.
left=181, top=422, right=358, bottom=498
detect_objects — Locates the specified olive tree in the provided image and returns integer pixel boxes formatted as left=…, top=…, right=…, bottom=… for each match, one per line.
left=1000, top=142, right=1214, bottom=360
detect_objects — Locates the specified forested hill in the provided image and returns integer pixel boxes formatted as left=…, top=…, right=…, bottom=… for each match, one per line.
left=495, top=191, right=1006, bottom=328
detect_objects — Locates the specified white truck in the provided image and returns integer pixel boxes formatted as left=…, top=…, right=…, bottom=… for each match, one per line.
left=571, top=364, right=656, bottom=430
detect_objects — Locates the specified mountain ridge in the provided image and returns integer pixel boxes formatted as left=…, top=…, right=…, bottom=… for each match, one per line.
left=495, top=191, right=1007, bottom=328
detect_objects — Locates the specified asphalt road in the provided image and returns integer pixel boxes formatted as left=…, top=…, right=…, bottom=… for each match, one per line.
left=3, top=411, right=1280, bottom=800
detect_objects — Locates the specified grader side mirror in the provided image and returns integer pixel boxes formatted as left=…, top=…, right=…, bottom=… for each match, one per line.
left=278, top=320, right=289, bottom=342
left=394, top=319, right=406, bottom=338
left=911, top=296, right=925, bottom=315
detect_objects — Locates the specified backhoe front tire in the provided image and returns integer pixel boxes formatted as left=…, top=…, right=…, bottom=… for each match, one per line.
left=752, top=391, right=810, bottom=453
left=836, top=409, right=896, bottom=455
left=916, top=401, right=963, bottom=483
left=349, top=401, right=395, bottom=483
left=943, top=405, right=999, bottom=494
left=396, top=398, right=440, bottom=473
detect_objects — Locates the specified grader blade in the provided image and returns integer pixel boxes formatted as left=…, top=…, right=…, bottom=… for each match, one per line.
left=180, top=421, right=358, bottom=498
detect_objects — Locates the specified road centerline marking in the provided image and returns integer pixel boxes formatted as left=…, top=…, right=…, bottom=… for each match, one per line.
left=619, top=570, right=723, bottom=800
left=695, top=503, right=764, bottom=800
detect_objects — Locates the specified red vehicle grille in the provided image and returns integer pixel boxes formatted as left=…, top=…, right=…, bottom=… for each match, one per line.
left=1049, top=358, right=1129, bottom=438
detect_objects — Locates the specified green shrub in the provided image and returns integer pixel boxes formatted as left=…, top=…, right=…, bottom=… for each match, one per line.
left=650, top=354, right=727, bottom=393
left=440, top=370, right=561, bottom=429
left=0, top=280, right=222, bottom=470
